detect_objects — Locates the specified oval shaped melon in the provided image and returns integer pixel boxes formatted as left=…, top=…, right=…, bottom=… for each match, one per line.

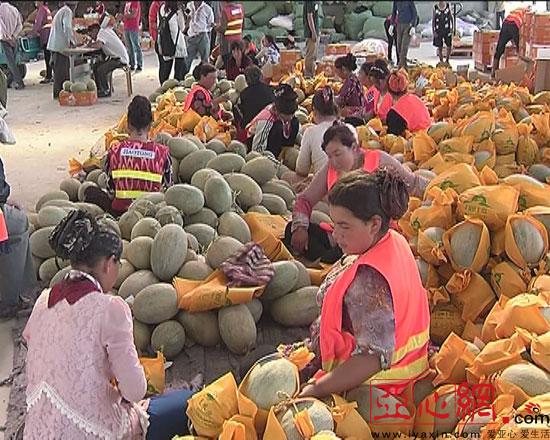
left=207, top=153, right=246, bottom=175
left=190, top=168, right=223, bottom=192
left=178, top=150, right=217, bottom=182
left=165, top=184, right=205, bottom=215
left=529, top=164, right=550, bottom=183
left=151, top=320, right=186, bottom=359
left=184, top=223, right=216, bottom=249
left=126, top=236, right=153, bottom=270
left=86, top=169, right=102, bottom=184
left=262, top=181, right=296, bottom=209
left=244, top=356, right=299, bottom=410
left=150, top=224, right=188, bottom=281
left=245, top=299, right=263, bottom=323
left=131, top=217, right=161, bottom=240
left=311, top=210, right=332, bottom=226
left=186, top=207, right=219, bottom=228
left=39, top=257, right=70, bottom=283
left=248, top=205, right=270, bottom=214
left=59, top=178, right=81, bottom=202
left=97, top=215, right=121, bottom=237
left=167, top=137, right=198, bottom=160
left=74, top=202, right=104, bottom=218
left=118, top=210, right=143, bottom=240
left=129, top=198, right=157, bottom=217
left=270, top=286, right=320, bottom=327
left=133, top=283, right=179, bottom=324
left=500, top=363, right=550, bottom=398
left=114, top=259, right=135, bottom=289
left=30, top=227, right=56, bottom=259
left=279, top=400, right=334, bottom=440
left=155, top=206, right=184, bottom=226
left=447, top=221, right=483, bottom=270
left=186, top=234, right=199, bottom=252
left=234, top=74, right=247, bottom=93
left=205, top=138, right=227, bottom=154
left=218, top=212, right=251, bottom=243
left=245, top=151, right=262, bottom=162
left=177, top=260, right=213, bottom=280
left=118, top=270, right=159, bottom=299
left=218, top=304, right=256, bottom=354
left=225, top=173, right=263, bottom=209
left=228, top=140, right=247, bottom=157
left=204, top=176, right=233, bottom=214
left=36, top=191, right=70, bottom=212
left=206, top=236, right=243, bottom=269
left=292, top=261, right=311, bottom=290
left=177, top=310, right=220, bottom=347
left=508, top=217, right=547, bottom=266
left=133, top=319, right=152, bottom=352
left=49, top=265, right=72, bottom=287
left=38, top=206, right=67, bottom=228
left=241, top=157, right=277, bottom=185
left=77, top=182, right=97, bottom=202
left=262, top=261, right=300, bottom=301
left=261, top=193, right=287, bottom=215
left=184, top=134, right=205, bottom=150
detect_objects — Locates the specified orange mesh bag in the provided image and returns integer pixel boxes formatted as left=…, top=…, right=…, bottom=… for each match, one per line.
left=432, top=333, right=479, bottom=386
left=494, top=293, right=550, bottom=339
left=446, top=270, right=496, bottom=323
left=442, top=218, right=490, bottom=273
left=490, top=260, right=530, bottom=299
left=419, top=151, right=446, bottom=172
left=178, top=108, right=202, bottom=132
left=479, top=166, right=498, bottom=186
left=324, top=394, right=373, bottom=439
left=425, top=163, right=481, bottom=195
left=504, top=214, right=549, bottom=270
left=480, top=299, right=506, bottom=343
left=194, top=116, right=221, bottom=142
left=412, top=130, right=437, bottom=163
left=478, top=394, right=515, bottom=440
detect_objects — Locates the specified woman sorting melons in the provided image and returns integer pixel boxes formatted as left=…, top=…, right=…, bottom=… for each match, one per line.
left=184, top=62, right=231, bottom=120
left=286, top=122, right=429, bottom=263
left=357, top=58, right=391, bottom=121
left=299, top=170, right=430, bottom=399
left=23, top=210, right=194, bottom=439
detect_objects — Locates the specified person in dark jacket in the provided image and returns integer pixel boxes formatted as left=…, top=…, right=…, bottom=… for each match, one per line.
left=236, top=65, right=274, bottom=127
left=390, top=1, right=418, bottom=69
left=225, top=40, right=253, bottom=80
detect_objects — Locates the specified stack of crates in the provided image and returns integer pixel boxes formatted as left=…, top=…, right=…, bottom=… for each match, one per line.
left=473, top=30, right=500, bottom=71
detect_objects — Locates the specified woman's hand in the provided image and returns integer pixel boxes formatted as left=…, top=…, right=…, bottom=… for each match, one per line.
left=299, top=383, right=321, bottom=398
left=291, top=227, right=309, bottom=254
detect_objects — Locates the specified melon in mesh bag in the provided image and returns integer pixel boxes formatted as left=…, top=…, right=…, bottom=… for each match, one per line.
left=492, top=108, right=519, bottom=155
left=417, top=227, right=447, bottom=266
left=413, top=384, right=467, bottom=434
left=503, top=174, right=550, bottom=210
left=504, top=214, right=549, bottom=270
left=446, top=270, right=496, bottom=323
left=432, top=332, right=480, bottom=387
left=412, top=130, right=437, bottom=163
left=442, top=218, right=490, bottom=273
left=496, top=362, right=550, bottom=407
left=457, top=184, right=519, bottom=231
left=461, top=110, right=495, bottom=143
left=525, top=205, right=550, bottom=238
left=437, top=135, right=474, bottom=155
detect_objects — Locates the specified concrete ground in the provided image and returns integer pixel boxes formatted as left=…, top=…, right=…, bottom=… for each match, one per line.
left=0, top=41, right=473, bottom=437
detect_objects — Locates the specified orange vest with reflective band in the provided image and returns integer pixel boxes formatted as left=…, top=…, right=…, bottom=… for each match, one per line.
left=326, top=150, right=381, bottom=191
left=0, top=208, right=8, bottom=244
left=317, top=230, right=430, bottom=396
left=504, top=8, right=526, bottom=28
left=392, top=94, right=432, bottom=132
left=222, top=3, right=243, bottom=41
left=183, top=84, right=212, bottom=112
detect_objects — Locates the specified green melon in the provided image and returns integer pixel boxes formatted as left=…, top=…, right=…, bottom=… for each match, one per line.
left=218, top=79, right=232, bottom=93
left=190, top=168, right=223, bottom=192
left=184, top=223, right=217, bottom=249
left=529, top=164, right=550, bottom=183
left=49, top=265, right=72, bottom=287
left=129, top=198, right=157, bottom=217
left=151, top=320, right=186, bottom=359
left=70, top=82, right=87, bottom=93
left=509, top=217, right=547, bottom=266
left=177, top=260, right=213, bottom=280
left=114, top=259, right=135, bottom=289
left=162, top=78, right=180, bottom=91
left=245, top=299, right=263, bottom=323
left=279, top=400, right=334, bottom=440
left=133, top=319, right=152, bottom=352
left=155, top=206, right=184, bottom=226
left=204, top=176, right=233, bottom=214
left=262, top=261, right=300, bottom=302
left=187, top=234, right=199, bottom=252
left=155, top=132, right=172, bottom=145
left=130, top=218, right=161, bottom=240
left=168, top=137, right=199, bottom=160
left=310, top=210, right=332, bottom=226
left=241, top=157, right=277, bottom=185
left=184, top=134, right=205, bottom=150
left=207, top=153, right=246, bottom=175
left=447, top=221, right=484, bottom=270
left=218, top=304, right=257, bottom=354
left=262, top=181, right=295, bottom=209
left=186, top=207, right=219, bottom=228
left=247, top=205, right=270, bottom=214
left=76, top=181, right=96, bottom=202
left=292, top=261, right=311, bottom=290
left=36, top=191, right=70, bottom=212
left=245, top=151, right=262, bottom=162
left=261, top=193, right=288, bottom=215
left=185, top=248, right=198, bottom=263
left=86, top=169, right=102, bottom=184
left=38, top=206, right=67, bottom=228
left=500, top=363, right=550, bottom=399
left=217, top=212, right=251, bottom=243
left=119, top=210, right=144, bottom=240
left=179, top=150, right=217, bottom=182
left=30, top=227, right=56, bottom=259
left=206, top=236, right=243, bottom=269
left=118, top=270, right=159, bottom=299
left=165, top=184, right=205, bottom=215
left=133, top=283, right=179, bottom=324
left=41, top=199, right=78, bottom=212
left=205, top=139, right=227, bottom=154
left=150, top=224, right=188, bottom=281
left=59, top=178, right=81, bottom=202
left=177, top=310, right=220, bottom=347
left=74, top=202, right=104, bottom=218
left=173, top=86, right=187, bottom=102
left=97, top=215, right=121, bottom=236
left=62, top=80, right=72, bottom=92
left=224, top=173, right=263, bottom=209
left=270, top=286, right=320, bottom=327
left=39, top=257, right=70, bottom=283
left=126, top=236, right=153, bottom=270
left=234, top=74, right=247, bottom=93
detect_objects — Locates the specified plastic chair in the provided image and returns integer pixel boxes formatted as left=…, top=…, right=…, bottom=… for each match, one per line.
left=108, top=65, right=133, bottom=97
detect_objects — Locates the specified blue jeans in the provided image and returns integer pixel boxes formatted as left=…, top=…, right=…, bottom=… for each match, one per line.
left=186, top=32, right=210, bottom=70
left=146, top=390, right=193, bottom=440
left=124, top=30, right=143, bottom=69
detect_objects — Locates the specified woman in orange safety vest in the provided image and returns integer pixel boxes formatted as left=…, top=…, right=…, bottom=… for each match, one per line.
left=183, top=62, right=230, bottom=119
left=492, top=7, right=530, bottom=77
left=299, top=169, right=430, bottom=402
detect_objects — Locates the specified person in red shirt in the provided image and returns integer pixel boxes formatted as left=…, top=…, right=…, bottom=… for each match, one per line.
left=225, top=40, right=252, bottom=81
left=492, top=7, right=531, bottom=77
left=120, top=1, right=143, bottom=72
left=148, top=1, right=163, bottom=43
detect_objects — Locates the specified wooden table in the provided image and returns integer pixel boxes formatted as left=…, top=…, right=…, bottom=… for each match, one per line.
left=61, top=47, right=102, bottom=82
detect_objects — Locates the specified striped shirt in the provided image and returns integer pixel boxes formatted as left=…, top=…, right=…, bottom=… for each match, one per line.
left=0, top=2, right=22, bottom=41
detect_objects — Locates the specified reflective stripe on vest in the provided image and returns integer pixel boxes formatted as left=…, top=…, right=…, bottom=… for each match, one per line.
left=114, top=190, right=150, bottom=200
left=0, top=208, right=8, bottom=243
left=317, top=230, right=430, bottom=395
left=183, top=85, right=212, bottom=112
left=326, top=150, right=381, bottom=191
left=111, top=169, right=163, bottom=183
left=223, top=4, right=243, bottom=38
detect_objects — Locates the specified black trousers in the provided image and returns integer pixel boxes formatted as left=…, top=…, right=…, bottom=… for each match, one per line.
left=496, top=10, right=505, bottom=30
left=493, top=21, right=519, bottom=69
left=52, top=52, right=69, bottom=99
left=384, top=18, right=398, bottom=64
left=43, top=46, right=52, bottom=79
left=93, top=58, right=125, bottom=93
left=159, top=56, right=187, bottom=84
left=283, top=222, right=343, bottom=264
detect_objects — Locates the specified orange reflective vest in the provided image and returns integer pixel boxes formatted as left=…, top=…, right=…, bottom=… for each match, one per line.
left=392, top=94, right=432, bottom=132
left=326, top=150, right=380, bottom=191
left=376, top=92, right=392, bottom=121
left=0, top=208, right=8, bottom=244
left=504, top=8, right=526, bottom=28
left=317, top=229, right=430, bottom=396
left=222, top=2, right=243, bottom=41
left=183, top=84, right=212, bottom=112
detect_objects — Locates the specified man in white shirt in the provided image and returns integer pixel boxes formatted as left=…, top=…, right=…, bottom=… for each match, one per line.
left=185, top=1, right=214, bottom=70
left=87, top=23, right=129, bottom=98
left=47, top=1, right=77, bottom=98
left=0, top=1, right=24, bottom=89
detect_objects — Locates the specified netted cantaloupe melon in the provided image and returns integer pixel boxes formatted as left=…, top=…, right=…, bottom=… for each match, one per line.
left=234, top=74, right=247, bottom=93
left=186, top=208, right=219, bottom=228
left=36, top=191, right=70, bottom=212
left=59, top=178, right=81, bottom=201
left=228, top=140, right=247, bottom=158
left=206, top=236, right=242, bottom=269
left=130, top=218, right=161, bottom=240
left=75, top=202, right=104, bottom=218
left=184, top=223, right=216, bottom=249
left=119, top=210, right=143, bottom=240
left=133, top=283, right=179, bottom=324
left=155, top=206, right=184, bottom=227
left=244, top=356, right=299, bottom=410
left=224, top=173, right=263, bottom=209
left=38, top=206, right=67, bottom=228
left=241, top=157, right=277, bottom=185
left=151, top=320, right=186, bottom=359
left=207, top=153, right=245, bottom=175
left=178, top=149, right=217, bottom=182
left=70, top=82, right=87, bottom=93
left=500, top=363, right=550, bottom=399
left=177, top=260, right=213, bottom=280
left=118, top=270, right=159, bottom=299
left=278, top=400, right=334, bottom=440
left=39, top=257, right=70, bottom=283
left=262, top=261, right=300, bottom=301
left=177, top=310, right=220, bottom=347
left=30, top=227, right=56, bottom=259
left=126, top=236, right=153, bottom=270
left=190, top=168, right=223, bottom=192
left=133, top=319, right=152, bottom=352
left=217, top=212, right=251, bottom=244
left=204, top=176, right=233, bottom=214
left=150, top=224, right=188, bottom=281
left=270, top=286, right=320, bottom=327
left=97, top=215, right=121, bottom=237
left=129, top=198, right=157, bottom=217
left=62, top=80, right=72, bottom=92
left=205, top=138, right=227, bottom=155
left=218, top=304, right=256, bottom=354
left=165, top=184, right=205, bottom=215
left=114, top=259, right=135, bottom=289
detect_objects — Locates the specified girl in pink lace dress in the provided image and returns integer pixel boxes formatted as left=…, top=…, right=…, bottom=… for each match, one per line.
left=23, top=210, right=193, bottom=439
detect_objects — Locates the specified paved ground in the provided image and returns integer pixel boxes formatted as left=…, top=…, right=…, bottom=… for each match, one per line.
left=0, top=41, right=474, bottom=438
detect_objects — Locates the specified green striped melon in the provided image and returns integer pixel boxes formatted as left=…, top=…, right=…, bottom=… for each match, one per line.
left=241, top=157, right=277, bottom=185
left=217, top=212, right=251, bottom=243
left=126, top=236, right=153, bottom=270
left=224, top=173, right=263, bottom=209
left=184, top=223, right=216, bottom=249
left=206, top=236, right=243, bottom=269
left=207, top=153, right=246, bottom=174
left=185, top=207, right=219, bottom=228
left=151, top=320, right=186, bottom=359
left=133, top=283, right=179, bottom=324
left=165, top=184, right=205, bottom=215
left=177, top=310, right=220, bottom=347
left=59, top=178, right=81, bottom=201
left=177, top=260, right=213, bottom=280
left=130, top=218, right=161, bottom=240
left=118, top=270, right=159, bottom=299
left=262, top=261, right=299, bottom=301
left=178, top=150, right=216, bottom=182
left=204, top=176, right=233, bottom=214
left=218, top=304, right=257, bottom=354
left=119, top=210, right=143, bottom=240
left=150, top=224, right=188, bottom=281
left=270, top=286, right=320, bottom=327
